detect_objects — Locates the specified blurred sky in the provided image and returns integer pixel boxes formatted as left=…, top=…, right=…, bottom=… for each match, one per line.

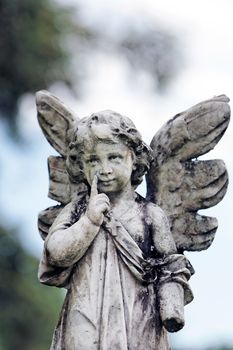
left=1, top=0, right=233, bottom=349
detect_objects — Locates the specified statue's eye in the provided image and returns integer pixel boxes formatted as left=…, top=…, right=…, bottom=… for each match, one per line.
left=69, top=155, right=77, bottom=162
left=86, top=157, right=98, bottom=165
left=109, top=154, right=122, bottom=161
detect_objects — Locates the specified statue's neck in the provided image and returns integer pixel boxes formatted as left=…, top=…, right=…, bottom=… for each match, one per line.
left=107, top=183, right=136, bottom=218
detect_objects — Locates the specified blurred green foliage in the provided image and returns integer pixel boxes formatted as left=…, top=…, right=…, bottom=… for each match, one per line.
left=121, top=26, right=178, bottom=90
left=0, top=0, right=74, bottom=128
left=0, top=225, right=63, bottom=349
left=0, top=0, right=180, bottom=136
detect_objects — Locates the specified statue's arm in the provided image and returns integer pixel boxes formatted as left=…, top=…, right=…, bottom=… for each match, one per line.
left=149, top=203, right=177, bottom=255
left=45, top=202, right=100, bottom=268
left=45, top=176, right=110, bottom=268
left=149, top=204, right=191, bottom=332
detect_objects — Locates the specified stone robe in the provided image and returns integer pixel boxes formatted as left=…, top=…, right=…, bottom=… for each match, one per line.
left=38, top=194, right=193, bottom=350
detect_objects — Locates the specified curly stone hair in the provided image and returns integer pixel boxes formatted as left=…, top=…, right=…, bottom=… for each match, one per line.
left=66, top=110, right=153, bottom=187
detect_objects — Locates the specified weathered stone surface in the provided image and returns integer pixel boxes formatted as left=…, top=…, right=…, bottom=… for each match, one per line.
left=147, top=94, right=230, bottom=252
left=48, top=155, right=86, bottom=204
left=36, top=91, right=230, bottom=349
left=38, top=205, right=64, bottom=240
left=36, top=90, right=78, bottom=156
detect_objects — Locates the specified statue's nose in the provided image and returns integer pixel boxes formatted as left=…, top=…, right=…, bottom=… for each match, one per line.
left=99, top=161, right=113, bottom=175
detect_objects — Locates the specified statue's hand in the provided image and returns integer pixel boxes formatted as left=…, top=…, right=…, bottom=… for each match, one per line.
left=159, top=282, right=185, bottom=333
left=86, top=175, right=110, bottom=226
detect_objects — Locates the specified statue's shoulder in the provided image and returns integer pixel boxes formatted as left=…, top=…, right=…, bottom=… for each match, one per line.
left=135, top=193, right=167, bottom=224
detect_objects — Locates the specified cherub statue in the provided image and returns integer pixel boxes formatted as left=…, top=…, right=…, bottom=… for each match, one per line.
left=36, top=91, right=230, bottom=350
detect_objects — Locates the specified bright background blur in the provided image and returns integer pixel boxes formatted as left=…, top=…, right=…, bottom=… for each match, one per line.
left=1, top=1, right=233, bottom=349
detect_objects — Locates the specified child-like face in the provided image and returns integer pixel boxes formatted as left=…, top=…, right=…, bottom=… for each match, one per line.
left=82, top=141, right=134, bottom=194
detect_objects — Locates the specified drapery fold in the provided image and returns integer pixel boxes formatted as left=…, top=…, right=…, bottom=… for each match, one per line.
left=38, top=196, right=193, bottom=349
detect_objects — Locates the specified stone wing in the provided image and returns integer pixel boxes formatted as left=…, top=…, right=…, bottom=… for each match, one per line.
left=36, top=90, right=78, bottom=156
left=36, top=90, right=86, bottom=239
left=146, top=95, right=230, bottom=252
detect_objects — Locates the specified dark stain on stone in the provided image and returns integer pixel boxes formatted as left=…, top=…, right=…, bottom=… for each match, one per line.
left=138, top=287, right=151, bottom=314
left=70, top=195, right=87, bottom=225
left=140, top=202, right=153, bottom=258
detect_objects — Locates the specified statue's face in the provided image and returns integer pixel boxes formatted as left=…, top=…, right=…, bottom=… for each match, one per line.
left=82, top=141, right=134, bottom=194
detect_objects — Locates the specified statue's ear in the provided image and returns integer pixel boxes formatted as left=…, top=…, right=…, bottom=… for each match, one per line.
left=36, top=90, right=79, bottom=156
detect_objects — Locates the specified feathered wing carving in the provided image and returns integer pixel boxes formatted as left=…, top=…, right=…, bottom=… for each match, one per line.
left=37, top=91, right=230, bottom=251
left=36, top=90, right=78, bottom=156
left=146, top=95, right=230, bottom=252
left=36, top=90, right=86, bottom=240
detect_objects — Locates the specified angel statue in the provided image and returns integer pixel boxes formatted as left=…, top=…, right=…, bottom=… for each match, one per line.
left=36, top=91, right=230, bottom=350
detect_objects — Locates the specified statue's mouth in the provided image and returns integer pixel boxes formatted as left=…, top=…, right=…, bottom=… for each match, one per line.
left=98, top=179, right=115, bottom=186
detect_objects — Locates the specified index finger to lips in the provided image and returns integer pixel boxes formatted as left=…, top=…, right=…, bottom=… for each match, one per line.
left=90, top=174, right=98, bottom=199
